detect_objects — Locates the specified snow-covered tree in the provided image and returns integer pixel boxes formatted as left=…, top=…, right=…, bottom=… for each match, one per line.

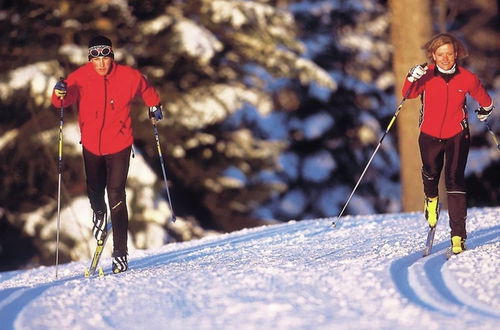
left=0, top=0, right=334, bottom=267
left=250, top=0, right=499, bottom=221
left=250, top=0, right=402, bottom=220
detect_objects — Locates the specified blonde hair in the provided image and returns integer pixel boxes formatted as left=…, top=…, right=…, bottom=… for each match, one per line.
left=422, top=33, right=468, bottom=63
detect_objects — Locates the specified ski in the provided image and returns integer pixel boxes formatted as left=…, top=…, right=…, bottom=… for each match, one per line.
left=445, top=248, right=454, bottom=260
left=84, top=222, right=112, bottom=278
left=422, top=225, right=437, bottom=257
left=445, top=248, right=463, bottom=260
left=446, top=241, right=466, bottom=260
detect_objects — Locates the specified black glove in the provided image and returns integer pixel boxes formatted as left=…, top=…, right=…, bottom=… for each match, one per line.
left=54, top=78, right=67, bottom=99
left=149, top=103, right=163, bottom=121
left=475, top=105, right=493, bottom=122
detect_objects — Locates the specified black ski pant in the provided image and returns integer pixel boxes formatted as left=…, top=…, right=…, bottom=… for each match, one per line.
left=83, top=146, right=131, bottom=255
left=418, top=129, right=470, bottom=239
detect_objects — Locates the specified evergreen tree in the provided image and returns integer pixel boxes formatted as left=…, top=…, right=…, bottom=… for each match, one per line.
left=0, top=0, right=333, bottom=266
left=254, top=0, right=402, bottom=220
left=254, top=0, right=499, bottom=221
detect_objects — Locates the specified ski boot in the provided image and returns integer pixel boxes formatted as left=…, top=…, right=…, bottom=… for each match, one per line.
left=424, top=196, right=439, bottom=228
left=451, top=236, right=466, bottom=255
left=112, top=251, right=128, bottom=274
left=92, top=210, right=108, bottom=243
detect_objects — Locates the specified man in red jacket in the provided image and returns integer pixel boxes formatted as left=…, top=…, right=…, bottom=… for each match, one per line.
left=402, top=33, right=493, bottom=255
left=52, top=36, right=164, bottom=273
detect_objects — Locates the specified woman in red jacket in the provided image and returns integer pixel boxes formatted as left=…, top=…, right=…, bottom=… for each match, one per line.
left=403, top=33, right=493, bottom=255
left=52, top=36, right=164, bottom=273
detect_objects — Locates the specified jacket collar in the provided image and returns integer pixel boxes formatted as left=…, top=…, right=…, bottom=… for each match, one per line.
left=432, top=64, right=460, bottom=76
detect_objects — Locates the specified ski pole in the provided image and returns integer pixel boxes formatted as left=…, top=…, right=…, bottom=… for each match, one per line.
left=485, top=122, right=500, bottom=150
left=333, top=97, right=407, bottom=225
left=475, top=109, right=500, bottom=150
left=151, top=118, right=177, bottom=223
left=55, top=79, right=65, bottom=279
left=333, top=70, right=424, bottom=226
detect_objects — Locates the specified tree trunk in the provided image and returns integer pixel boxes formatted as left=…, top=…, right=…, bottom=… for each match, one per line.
left=389, top=0, right=432, bottom=212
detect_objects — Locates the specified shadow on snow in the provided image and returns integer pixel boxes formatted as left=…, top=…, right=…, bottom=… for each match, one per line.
left=390, top=224, right=500, bottom=319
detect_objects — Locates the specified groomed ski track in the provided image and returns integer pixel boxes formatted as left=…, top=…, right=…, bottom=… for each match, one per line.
left=0, top=208, right=499, bottom=329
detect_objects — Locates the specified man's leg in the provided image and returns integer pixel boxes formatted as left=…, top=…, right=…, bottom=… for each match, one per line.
left=83, top=147, right=108, bottom=240
left=104, top=146, right=131, bottom=261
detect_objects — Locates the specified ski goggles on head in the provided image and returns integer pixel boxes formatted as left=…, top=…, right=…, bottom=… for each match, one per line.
left=88, top=45, right=113, bottom=58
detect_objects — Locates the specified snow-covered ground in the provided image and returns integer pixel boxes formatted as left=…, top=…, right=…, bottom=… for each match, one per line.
left=0, top=207, right=499, bottom=329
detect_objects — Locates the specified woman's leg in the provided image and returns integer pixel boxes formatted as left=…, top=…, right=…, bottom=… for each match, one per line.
left=418, top=133, right=445, bottom=198
left=444, top=130, right=470, bottom=239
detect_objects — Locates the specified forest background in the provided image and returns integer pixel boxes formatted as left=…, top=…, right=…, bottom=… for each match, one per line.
left=0, top=0, right=498, bottom=271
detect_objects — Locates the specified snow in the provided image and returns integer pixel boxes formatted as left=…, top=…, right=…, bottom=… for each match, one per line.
left=0, top=129, right=19, bottom=151
left=278, top=189, right=307, bottom=217
left=1, top=208, right=499, bottom=329
left=140, top=15, right=173, bottom=35
left=302, top=112, right=335, bottom=140
left=466, top=147, right=500, bottom=177
left=0, top=61, right=60, bottom=106
left=173, top=19, right=223, bottom=65
left=279, top=152, right=300, bottom=180
left=168, top=84, right=273, bottom=129
left=302, top=150, right=337, bottom=182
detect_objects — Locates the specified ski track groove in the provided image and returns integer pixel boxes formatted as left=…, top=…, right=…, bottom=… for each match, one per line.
left=441, top=263, right=500, bottom=318
left=1, top=209, right=498, bottom=329
left=0, top=220, right=323, bottom=329
left=394, top=225, right=500, bottom=320
left=130, top=220, right=319, bottom=271
left=0, top=274, right=82, bottom=329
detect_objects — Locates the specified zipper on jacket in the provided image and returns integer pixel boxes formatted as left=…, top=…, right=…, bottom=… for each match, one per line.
left=98, top=77, right=108, bottom=155
left=419, top=92, right=425, bottom=128
left=438, top=82, right=449, bottom=138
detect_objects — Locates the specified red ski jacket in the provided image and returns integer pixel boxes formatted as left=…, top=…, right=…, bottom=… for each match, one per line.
left=402, top=64, right=492, bottom=139
left=52, top=62, right=160, bottom=155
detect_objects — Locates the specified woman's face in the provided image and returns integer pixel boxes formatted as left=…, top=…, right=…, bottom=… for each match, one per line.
left=91, top=57, right=113, bottom=76
left=432, top=43, right=456, bottom=71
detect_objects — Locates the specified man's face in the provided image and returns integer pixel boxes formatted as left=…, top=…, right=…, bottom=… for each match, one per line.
left=432, top=43, right=456, bottom=71
left=91, top=56, right=113, bottom=76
